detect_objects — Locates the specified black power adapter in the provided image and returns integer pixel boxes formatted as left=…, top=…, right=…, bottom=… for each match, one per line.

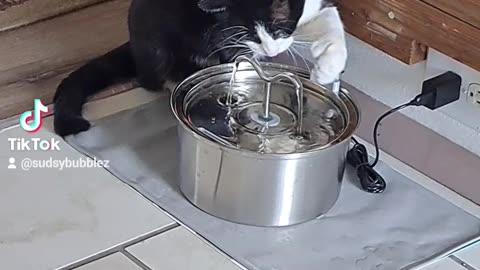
left=415, top=71, right=463, bottom=109
left=347, top=71, right=462, bottom=193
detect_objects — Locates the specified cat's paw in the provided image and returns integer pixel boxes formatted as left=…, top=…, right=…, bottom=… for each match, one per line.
left=54, top=112, right=91, bottom=137
left=310, top=35, right=347, bottom=85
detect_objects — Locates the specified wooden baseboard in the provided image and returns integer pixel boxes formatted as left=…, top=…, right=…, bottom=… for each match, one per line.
left=337, top=0, right=480, bottom=72
left=338, top=0, right=427, bottom=65
left=422, top=0, right=480, bottom=30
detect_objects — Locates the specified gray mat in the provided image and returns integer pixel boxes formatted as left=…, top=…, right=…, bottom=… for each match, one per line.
left=67, top=95, right=480, bottom=270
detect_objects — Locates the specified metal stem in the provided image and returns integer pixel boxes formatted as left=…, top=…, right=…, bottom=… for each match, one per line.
left=263, top=82, right=272, bottom=120
left=296, top=83, right=303, bottom=134
left=233, top=56, right=305, bottom=135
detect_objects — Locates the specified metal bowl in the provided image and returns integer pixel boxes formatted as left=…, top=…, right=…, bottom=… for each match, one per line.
left=171, top=57, right=360, bottom=227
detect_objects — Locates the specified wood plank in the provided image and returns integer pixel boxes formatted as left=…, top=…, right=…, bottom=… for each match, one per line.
left=0, top=0, right=131, bottom=119
left=0, top=0, right=106, bottom=32
left=337, top=0, right=480, bottom=71
left=0, top=0, right=129, bottom=86
left=0, top=62, right=136, bottom=120
left=338, top=0, right=427, bottom=64
left=422, top=0, right=480, bottom=30
left=0, top=0, right=29, bottom=11
left=376, top=0, right=480, bottom=72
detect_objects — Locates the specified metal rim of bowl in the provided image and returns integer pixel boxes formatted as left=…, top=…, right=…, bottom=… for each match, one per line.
left=171, top=61, right=361, bottom=160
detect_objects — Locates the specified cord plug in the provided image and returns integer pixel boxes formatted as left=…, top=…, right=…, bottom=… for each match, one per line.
left=414, top=71, right=462, bottom=109
left=347, top=71, right=462, bottom=194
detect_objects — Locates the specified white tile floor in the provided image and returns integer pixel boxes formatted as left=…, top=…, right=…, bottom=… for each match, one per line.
left=421, top=258, right=465, bottom=270
left=457, top=243, right=480, bottom=269
left=0, top=117, right=174, bottom=270
left=1, top=89, right=479, bottom=270
left=127, top=227, right=242, bottom=270
left=76, top=253, right=141, bottom=270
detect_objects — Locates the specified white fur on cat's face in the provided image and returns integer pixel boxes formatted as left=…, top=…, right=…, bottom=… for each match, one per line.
left=246, top=24, right=293, bottom=58
left=241, top=2, right=348, bottom=85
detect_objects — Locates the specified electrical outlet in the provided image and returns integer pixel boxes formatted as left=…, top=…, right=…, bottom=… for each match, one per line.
left=467, top=83, right=480, bottom=108
left=425, top=49, right=480, bottom=132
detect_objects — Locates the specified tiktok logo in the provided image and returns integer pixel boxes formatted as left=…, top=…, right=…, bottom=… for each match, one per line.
left=19, top=99, right=50, bottom=133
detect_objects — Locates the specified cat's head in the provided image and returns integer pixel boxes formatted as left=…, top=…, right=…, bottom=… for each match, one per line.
left=198, top=0, right=305, bottom=58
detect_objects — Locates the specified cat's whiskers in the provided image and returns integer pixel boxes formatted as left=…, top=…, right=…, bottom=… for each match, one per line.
left=290, top=46, right=311, bottom=72
left=276, top=25, right=293, bottom=32
left=292, top=32, right=326, bottom=39
left=230, top=38, right=252, bottom=60
left=292, top=44, right=311, bottom=49
left=234, top=33, right=249, bottom=44
left=272, top=19, right=296, bottom=25
left=207, top=44, right=250, bottom=59
left=293, top=39, right=313, bottom=44
left=292, top=40, right=313, bottom=48
left=220, top=31, right=248, bottom=45
left=286, top=47, right=298, bottom=66
left=231, top=48, right=251, bottom=61
left=231, top=34, right=251, bottom=49
left=221, top=25, right=248, bottom=32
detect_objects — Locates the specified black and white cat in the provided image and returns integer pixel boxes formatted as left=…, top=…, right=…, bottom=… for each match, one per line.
left=53, top=0, right=347, bottom=137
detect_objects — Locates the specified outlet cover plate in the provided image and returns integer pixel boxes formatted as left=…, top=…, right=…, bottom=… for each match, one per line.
left=467, top=83, right=480, bottom=108
left=425, top=49, right=480, bottom=131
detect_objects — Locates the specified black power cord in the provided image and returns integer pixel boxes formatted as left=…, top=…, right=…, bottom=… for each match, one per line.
left=347, top=100, right=418, bottom=193
left=347, top=71, right=462, bottom=194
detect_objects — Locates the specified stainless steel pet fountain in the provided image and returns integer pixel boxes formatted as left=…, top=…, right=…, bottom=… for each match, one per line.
left=171, top=56, right=360, bottom=227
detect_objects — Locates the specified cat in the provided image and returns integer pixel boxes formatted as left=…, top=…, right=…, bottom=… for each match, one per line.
left=53, top=0, right=347, bottom=137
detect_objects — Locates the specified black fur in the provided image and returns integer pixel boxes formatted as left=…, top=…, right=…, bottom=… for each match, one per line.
left=53, top=0, right=305, bottom=137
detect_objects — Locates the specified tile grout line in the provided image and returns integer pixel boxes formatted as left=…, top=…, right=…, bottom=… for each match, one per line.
left=450, top=255, right=478, bottom=270
left=110, top=182, right=250, bottom=270
left=57, top=223, right=179, bottom=270
left=66, top=143, right=251, bottom=270
left=120, top=250, right=153, bottom=270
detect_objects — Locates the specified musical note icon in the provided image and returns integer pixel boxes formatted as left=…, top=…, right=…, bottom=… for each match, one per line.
left=19, top=99, right=50, bottom=133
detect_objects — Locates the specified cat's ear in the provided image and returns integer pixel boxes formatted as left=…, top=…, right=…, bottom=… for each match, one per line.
left=198, top=0, right=229, bottom=13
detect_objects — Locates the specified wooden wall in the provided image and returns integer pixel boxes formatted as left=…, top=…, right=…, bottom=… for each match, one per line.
left=0, top=0, right=103, bottom=31
left=338, top=0, right=480, bottom=72
left=0, top=0, right=131, bottom=121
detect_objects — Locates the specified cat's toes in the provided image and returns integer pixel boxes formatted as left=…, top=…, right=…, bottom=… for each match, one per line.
left=54, top=113, right=91, bottom=137
left=310, top=38, right=347, bottom=85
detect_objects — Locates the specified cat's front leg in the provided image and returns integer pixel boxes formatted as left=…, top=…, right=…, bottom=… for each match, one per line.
left=295, top=6, right=347, bottom=85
